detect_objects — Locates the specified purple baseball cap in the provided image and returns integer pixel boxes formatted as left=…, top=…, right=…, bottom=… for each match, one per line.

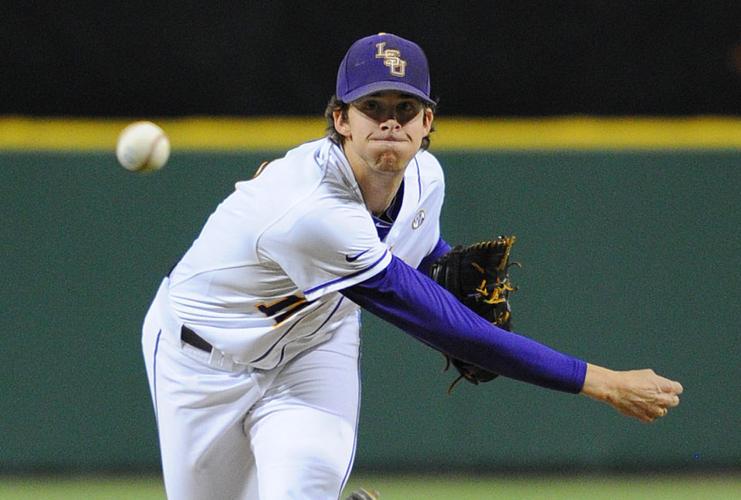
left=336, top=33, right=434, bottom=105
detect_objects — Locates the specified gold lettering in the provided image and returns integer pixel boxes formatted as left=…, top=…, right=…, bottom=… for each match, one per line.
left=375, top=42, right=406, bottom=77
left=375, top=42, right=387, bottom=58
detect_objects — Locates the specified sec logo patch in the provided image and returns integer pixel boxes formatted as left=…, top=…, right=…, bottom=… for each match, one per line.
left=412, top=209, right=425, bottom=230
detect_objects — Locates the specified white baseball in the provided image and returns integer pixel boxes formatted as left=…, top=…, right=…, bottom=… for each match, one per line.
left=116, top=121, right=170, bottom=172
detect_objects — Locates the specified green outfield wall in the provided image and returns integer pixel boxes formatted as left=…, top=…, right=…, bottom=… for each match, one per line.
left=1, top=148, right=739, bottom=472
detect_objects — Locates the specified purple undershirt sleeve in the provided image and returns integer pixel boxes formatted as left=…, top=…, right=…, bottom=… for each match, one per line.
left=416, top=236, right=452, bottom=275
left=341, top=255, right=587, bottom=393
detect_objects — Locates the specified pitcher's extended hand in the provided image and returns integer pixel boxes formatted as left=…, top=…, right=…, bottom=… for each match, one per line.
left=581, top=364, right=683, bottom=422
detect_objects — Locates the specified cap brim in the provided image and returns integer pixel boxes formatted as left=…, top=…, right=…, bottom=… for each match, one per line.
left=341, top=81, right=435, bottom=105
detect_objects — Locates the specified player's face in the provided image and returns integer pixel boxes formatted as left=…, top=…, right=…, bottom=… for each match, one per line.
left=334, top=91, right=433, bottom=175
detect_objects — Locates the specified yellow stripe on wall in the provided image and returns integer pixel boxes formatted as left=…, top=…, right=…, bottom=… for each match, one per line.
left=435, top=117, right=741, bottom=150
left=0, top=116, right=739, bottom=151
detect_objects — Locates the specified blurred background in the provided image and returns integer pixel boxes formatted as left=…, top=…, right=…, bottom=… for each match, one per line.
left=3, top=0, right=740, bottom=116
left=1, top=1, right=739, bottom=498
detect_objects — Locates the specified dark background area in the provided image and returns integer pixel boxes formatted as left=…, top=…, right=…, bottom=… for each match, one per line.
left=2, top=1, right=739, bottom=117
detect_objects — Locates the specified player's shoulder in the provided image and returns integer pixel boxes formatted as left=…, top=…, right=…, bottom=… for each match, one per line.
left=411, top=148, right=445, bottom=189
left=238, top=138, right=326, bottom=187
left=261, top=138, right=326, bottom=172
left=414, top=148, right=444, bottom=179
left=256, top=138, right=373, bottom=236
left=261, top=183, right=377, bottom=254
left=284, top=137, right=327, bottom=159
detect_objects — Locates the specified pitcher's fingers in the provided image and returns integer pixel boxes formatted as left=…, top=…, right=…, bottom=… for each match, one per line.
left=650, top=405, right=668, bottom=419
left=658, top=377, right=683, bottom=395
left=629, top=405, right=658, bottom=423
left=657, top=392, right=680, bottom=408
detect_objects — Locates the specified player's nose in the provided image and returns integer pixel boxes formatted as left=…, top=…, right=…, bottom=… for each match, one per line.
left=379, top=117, right=402, bottom=130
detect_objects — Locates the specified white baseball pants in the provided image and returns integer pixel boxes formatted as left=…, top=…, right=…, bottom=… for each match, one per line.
left=142, top=279, right=361, bottom=499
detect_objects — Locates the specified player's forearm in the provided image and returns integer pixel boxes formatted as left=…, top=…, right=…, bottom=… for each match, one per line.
left=342, top=255, right=587, bottom=393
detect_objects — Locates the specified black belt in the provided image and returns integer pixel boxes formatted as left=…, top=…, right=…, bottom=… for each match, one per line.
left=181, top=325, right=213, bottom=353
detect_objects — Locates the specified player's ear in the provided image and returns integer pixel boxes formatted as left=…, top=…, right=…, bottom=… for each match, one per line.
left=422, top=108, right=434, bottom=134
left=333, top=109, right=352, bottom=138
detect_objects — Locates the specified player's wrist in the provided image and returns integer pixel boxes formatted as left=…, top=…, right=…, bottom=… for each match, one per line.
left=580, top=363, right=619, bottom=402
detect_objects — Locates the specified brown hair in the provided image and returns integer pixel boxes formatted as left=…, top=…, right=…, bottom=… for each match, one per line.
left=324, top=95, right=436, bottom=150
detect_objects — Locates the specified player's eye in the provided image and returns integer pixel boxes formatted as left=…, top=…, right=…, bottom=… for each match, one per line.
left=396, top=101, right=421, bottom=123
left=398, top=101, right=414, bottom=112
left=354, top=98, right=422, bottom=124
left=355, top=99, right=387, bottom=121
left=358, top=100, right=380, bottom=112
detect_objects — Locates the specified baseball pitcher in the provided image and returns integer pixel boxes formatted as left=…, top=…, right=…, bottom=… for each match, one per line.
left=141, top=33, right=682, bottom=499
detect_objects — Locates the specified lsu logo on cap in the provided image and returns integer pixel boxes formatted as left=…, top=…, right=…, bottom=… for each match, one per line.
left=375, top=42, right=406, bottom=77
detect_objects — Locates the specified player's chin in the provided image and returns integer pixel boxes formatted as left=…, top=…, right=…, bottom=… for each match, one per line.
left=371, top=144, right=415, bottom=171
left=373, top=150, right=408, bottom=172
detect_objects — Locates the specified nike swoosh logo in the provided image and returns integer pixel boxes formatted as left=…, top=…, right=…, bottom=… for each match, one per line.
left=345, top=249, right=371, bottom=262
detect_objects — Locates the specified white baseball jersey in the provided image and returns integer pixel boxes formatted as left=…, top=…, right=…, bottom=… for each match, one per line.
left=167, top=137, right=445, bottom=370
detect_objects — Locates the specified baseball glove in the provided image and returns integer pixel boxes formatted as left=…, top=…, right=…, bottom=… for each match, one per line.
left=428, top=235, right=519, bottom=393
